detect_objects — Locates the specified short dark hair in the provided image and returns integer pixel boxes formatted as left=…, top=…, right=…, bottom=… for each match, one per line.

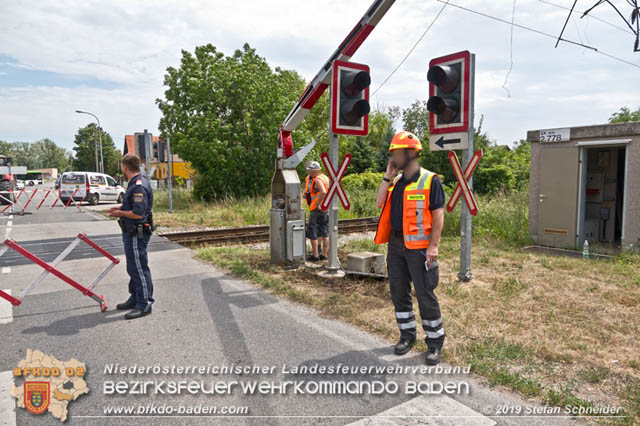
left=121, top=153, right=141, bottom=172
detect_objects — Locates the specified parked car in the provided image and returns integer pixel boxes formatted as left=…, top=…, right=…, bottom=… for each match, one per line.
left=15, top=180, right=25, bottom=190
left=59, top=171, right=125, bottom=205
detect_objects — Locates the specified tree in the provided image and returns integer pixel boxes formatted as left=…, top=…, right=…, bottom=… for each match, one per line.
left=609, top=106, right=640, bottom=123
left=72, top=124, right=121, bottom=176
left=157, top=43, right=328, bottom=200
left=33, top=139, right=70, bottom=171
left=339, top=108, right=398, bottom=174
left=0, top=139, right=70, bottom=171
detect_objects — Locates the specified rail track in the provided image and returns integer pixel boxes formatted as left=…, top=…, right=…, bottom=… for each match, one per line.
left=160, top=217, right=379, bottom=246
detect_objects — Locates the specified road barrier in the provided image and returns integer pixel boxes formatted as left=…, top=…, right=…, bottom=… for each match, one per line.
left=1, top=189, right=83, bottom=214
left=0, top=233, right=119, bottom=311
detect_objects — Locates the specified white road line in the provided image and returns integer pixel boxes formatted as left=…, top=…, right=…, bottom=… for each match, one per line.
left=3, top=220, right=11, bottom=240
left=0, top=370, right=16, bottom=426
left=0, top=290, right=13, bottom=324
left=346, top=394, right=495, bottom=426
left=219, top=277, right=494, bottom=424
left=1, top=268, right=9, bottom=274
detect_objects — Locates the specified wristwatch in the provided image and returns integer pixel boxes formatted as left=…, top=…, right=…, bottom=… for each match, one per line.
left=382, top=176, right=391, bottom=183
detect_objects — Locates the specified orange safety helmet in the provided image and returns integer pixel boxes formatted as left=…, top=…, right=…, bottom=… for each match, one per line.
left=388, top=131, right=422, bottom=152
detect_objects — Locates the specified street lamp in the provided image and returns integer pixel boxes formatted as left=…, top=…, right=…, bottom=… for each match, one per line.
left=75, top=110, right=103, bottom=174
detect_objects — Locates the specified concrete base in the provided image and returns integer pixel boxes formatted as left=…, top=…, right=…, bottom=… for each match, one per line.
left=317, top=268, right=346, bottom=278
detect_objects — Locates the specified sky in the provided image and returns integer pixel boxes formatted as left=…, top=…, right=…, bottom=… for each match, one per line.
left=0, top=0, right=639, bottom=153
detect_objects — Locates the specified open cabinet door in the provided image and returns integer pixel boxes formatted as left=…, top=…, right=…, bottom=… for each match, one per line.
left=537, top=147, right=579, bottom=248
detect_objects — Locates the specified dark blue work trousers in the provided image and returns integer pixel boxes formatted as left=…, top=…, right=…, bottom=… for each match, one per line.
left=122, top=232, right=154, bottom=312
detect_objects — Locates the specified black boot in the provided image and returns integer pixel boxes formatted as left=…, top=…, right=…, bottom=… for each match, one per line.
left=124, top=308, right=152, bottom=320
left=394, top=338, right=415, bottom=355
left=116, top=300, right=136, bottom=310
left=426, top=346, right=442, bottom=365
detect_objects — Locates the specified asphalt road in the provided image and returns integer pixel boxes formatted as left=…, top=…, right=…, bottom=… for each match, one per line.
left=0, top=206, right=585, bottom=426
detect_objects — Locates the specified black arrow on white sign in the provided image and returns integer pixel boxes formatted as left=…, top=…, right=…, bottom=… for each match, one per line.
left=435, top=136, right=461, bottom=149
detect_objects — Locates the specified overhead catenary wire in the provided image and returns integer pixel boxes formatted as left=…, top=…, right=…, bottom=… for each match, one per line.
left=502, top=0, right=517, bottom=97
left=371, top=0, right=450, bottom=97
left=435, top=0, right=640, bottom=69
left=555, top=0, right=578, bottom=48
left=537, top=0, right=633, bottom=34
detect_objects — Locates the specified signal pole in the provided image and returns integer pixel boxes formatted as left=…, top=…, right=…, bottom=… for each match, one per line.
left=459, top=53, right=475, bottom=282
left=327, top=129, right=340, bottom=274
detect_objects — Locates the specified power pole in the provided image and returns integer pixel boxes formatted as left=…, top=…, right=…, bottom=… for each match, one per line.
left=93, top=125, right=99, bottom=173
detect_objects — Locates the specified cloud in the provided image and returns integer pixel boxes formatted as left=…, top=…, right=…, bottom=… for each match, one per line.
left=0, top=0, right=638, bottom=151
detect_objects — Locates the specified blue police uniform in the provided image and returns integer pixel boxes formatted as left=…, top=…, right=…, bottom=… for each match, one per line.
left=119, top=173, right=154, bottom=312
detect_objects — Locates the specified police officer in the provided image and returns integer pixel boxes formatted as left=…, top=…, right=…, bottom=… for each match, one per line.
left=374, top=131, right=446, bottom=365
left=108, top=153, right=155, bottom=320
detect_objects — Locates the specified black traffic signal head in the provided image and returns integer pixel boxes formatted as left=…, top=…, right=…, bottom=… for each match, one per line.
left=340, top=69, right=371, bottom=126
left=158, top=141, right=166, bottom=163
left=332, top=60, right=370, bottom=136
left=427, top=63, right=461, bottom=124
left=135, top=133, right=147, bottom=161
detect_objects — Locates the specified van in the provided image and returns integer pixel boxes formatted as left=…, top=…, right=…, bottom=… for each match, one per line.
left=59, top=172, right=125, bottom=205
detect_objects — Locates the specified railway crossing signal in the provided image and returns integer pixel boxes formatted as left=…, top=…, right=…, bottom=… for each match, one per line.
left=331, top=60, right=371, bottom=136
left=320, top=152, right=351, bottom=211
left=427, top=50, right=473, bottom=151
left=447, top=150, right=483, bottom=216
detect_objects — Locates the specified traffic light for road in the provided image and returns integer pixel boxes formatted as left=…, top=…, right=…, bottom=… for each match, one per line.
left=158, top=141, right=166, bottom=163
left=135, top=133, right=147, bottom=162
left=331, top=60, right=370, bottom=136
left=427, top=51, right=472, bottom=134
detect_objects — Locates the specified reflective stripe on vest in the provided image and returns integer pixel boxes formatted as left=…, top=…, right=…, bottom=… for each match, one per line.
left=374, top=167, right=435, bottom=249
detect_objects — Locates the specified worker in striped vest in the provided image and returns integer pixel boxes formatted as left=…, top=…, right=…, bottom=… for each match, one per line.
left=374, top=131, right=446, bottom=365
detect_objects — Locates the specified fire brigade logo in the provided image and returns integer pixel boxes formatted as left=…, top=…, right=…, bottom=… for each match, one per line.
left=11, top=349, right=89, bottom=422
left=24, top=382, right=50, bottom=414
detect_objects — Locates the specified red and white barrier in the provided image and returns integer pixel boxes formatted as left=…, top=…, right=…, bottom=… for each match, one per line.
left=1, top=189, right=83, bottom=214
left=0, top=233, right=119, bottom=311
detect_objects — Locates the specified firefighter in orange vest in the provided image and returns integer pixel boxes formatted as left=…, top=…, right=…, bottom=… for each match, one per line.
left=374, top=131, right=446, bottom=365
left=304, top=161, right=330, bottom=261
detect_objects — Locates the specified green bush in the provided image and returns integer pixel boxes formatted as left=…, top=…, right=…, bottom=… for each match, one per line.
left=341, top=171, right=384, bottom=218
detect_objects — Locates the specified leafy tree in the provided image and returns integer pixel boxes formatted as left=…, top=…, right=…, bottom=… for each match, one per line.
left=339, top=108, right=398, bottom=174
left=72, top=124, right=120, bottom=176
left=157, top=43, right=331, bottom=200
left=609, top=106, right=640, bottom=123
left=0, top=139, right=70, bottom=171
left=33, top=138, right=70, bottom=171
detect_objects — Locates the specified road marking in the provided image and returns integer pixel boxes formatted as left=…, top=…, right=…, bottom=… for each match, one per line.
left=346, top=394, right=495, bottom=426
left=3, top=220, right=11, bottom=240
left=217, top=277, right=496, bottom=425
left=0, top=290, right=13, bottom=324
left=0, top=370, right=16, bottom=426
left=1, top=268, right=9, bottom=274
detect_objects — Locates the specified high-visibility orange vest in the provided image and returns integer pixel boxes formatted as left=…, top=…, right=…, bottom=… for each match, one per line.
left=374, top=167, right=436, bottom=249
left=304, top=174, right=329, bottom=211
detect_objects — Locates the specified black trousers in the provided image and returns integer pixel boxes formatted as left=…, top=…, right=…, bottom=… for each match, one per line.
left=387, top=231, right=445, bottom=348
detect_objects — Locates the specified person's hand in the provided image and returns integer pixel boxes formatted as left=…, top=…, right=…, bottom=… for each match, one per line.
left=385, top=159, right=398, bottom=180
left=426, top=244, right=438, bottom=267
left=107, top=206, right=120, bottom=213
left=108, top=209, right=121, bottom=218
